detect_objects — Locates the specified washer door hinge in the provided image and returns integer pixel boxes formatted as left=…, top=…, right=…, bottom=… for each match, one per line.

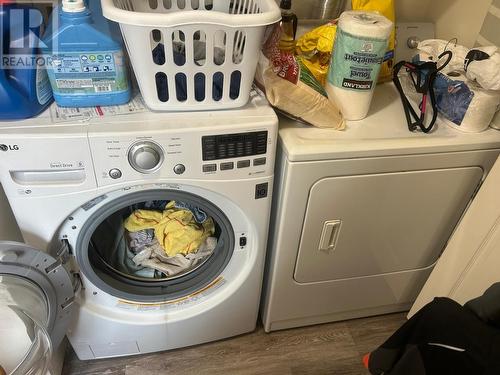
left=45, top=239, right=71, bottom=272
left=59, top=238, right=73, bottom=257
left=71, top=271, right=82, bottom=294
left=45, top=239, right=81, bottom=294
left=45, top=240, right=70, bottom=273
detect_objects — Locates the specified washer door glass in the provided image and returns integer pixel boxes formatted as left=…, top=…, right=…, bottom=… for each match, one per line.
left=0, top=275, right=51, bottom=375
left=78, top=189, right=235, bottom=302
left=0, top=242, right=76, bottom=375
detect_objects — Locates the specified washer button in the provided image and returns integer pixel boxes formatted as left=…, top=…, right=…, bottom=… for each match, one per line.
left=174, top=164, right=186, bottom=175
left=253, top=157, right=267, bottom=166
left=203, top=164, right=217, bottom=173
left=237, top=160, right=251, bottom=169
left=220, top=162, right=234, bottom=171
left=109, top=168, right=122, bottom=179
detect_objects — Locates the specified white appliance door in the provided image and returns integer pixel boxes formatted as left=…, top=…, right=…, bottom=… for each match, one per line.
left=0, top=242, right=75, bottom=374
left=409, top=156, right=500, bottom=317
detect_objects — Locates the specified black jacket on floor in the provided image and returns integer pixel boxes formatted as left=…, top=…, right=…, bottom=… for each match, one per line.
left=368, top=286, right=500, bottom=375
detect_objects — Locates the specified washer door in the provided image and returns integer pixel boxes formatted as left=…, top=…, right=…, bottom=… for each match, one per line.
left=0, top=242, right=75, bottom=375
left=64, top=187, right=236, bottom=303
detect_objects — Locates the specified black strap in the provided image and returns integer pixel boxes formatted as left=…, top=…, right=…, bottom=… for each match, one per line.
left=393, top=51, right=452, bottom=134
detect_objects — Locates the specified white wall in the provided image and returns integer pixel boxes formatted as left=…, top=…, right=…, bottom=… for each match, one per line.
left=395, top=0, right=432, bottom=22
left=0, top=185, right=22, bottom=242
left=395, top=0, right=492, bottom=47
left=430, top=0, right=493, bottom=47
left=285, top=0, right=493, bottom=48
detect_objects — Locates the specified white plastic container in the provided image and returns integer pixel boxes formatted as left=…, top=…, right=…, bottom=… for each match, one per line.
left=101, top=0, right=281, bottom=111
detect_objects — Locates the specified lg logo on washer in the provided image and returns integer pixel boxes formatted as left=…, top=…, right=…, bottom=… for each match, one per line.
left=0, top=144, right=19, bottom=151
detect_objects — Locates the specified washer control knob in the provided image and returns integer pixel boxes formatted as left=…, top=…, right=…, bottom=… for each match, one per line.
left=128, top=141, right=164, bottom=173
left=173, top=164, right=186, bottom=175
left=109, top=168, right=122, bottom=179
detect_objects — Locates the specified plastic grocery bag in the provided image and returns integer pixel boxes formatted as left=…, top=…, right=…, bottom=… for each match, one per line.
left=255, top=24, right=345, bottom=129
left=295, top=21, right=338, bottom=86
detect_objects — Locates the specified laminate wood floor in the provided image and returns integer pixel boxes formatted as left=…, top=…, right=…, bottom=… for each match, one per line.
left=63, top=313, right=407, bottom=375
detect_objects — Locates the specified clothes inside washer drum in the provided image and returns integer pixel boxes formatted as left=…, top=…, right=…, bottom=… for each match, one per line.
left=90, top=214, right=156, bottom=279
left=88, top=201, right=219, bottom=281
left=132, top=236, right=217, bottom=277
left=124, top=201, right=215, bottom=257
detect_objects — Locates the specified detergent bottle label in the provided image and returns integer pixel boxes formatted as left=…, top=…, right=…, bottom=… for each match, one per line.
left=328, top=28, right=389, bottom=91
left=46, top=50, right=129, bottom=95
left=36, top=65, right=53, bottom=105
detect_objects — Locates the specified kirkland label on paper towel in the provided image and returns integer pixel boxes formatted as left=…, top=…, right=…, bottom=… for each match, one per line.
left=46, top=51, right=129, bottom=95
left=328, top=28, right=388, bottom=91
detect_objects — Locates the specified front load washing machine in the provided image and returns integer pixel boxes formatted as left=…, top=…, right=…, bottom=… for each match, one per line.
left=0, top=93, right=277, bottom=373
left=261, top=83, right=500, bottom=332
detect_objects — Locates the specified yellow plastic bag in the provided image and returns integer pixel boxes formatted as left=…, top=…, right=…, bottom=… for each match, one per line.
left=295, top=22, right=337, bottom=85
left=352, top=0, right=395, bottom=83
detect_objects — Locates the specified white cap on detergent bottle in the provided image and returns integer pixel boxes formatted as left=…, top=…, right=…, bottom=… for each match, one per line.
left=62, top=0, right=86, bottom=13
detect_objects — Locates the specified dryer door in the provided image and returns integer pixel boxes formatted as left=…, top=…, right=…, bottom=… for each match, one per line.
left=0, top=242, right=75, bottom=375
left=294, top=167, right=483, bottom=283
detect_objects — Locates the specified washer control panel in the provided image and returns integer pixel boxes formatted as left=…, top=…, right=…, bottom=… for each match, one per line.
left=89, top=126, right=275, bottom=186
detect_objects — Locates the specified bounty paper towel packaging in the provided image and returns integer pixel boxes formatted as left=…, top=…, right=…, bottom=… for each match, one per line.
left=326, top=11, right=392, bottom=120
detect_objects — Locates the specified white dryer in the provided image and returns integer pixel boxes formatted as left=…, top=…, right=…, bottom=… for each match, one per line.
left=261, top=84, right=500, bottom=332
left=0, top=93, right=277, bottom=373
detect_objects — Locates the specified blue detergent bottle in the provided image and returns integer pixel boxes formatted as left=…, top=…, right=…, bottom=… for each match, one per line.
left=42, top=0, right=131, bottom=107
left=0, top=3, right=53, bottom=120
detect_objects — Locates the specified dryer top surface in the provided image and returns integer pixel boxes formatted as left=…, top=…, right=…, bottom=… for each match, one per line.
left=279, top=83, right=500, bottom=162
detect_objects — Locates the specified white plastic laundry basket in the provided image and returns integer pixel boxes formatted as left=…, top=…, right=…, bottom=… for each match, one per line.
left=101, top=0, right=281, bottom=111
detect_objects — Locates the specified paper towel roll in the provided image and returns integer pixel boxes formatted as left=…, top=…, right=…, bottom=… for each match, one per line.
left=325, top=11, right=393, bottom=120
left=399, top=70, right=500, bottom=133
left=436, top=72, right=500, bottom=133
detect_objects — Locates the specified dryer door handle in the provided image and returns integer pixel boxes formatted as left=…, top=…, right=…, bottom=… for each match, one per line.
left=319, top=220, right=342, bottom=252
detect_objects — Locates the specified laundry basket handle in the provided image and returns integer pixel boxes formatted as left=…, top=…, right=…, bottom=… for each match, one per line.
left=100, top=0, right=282, bottom=28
